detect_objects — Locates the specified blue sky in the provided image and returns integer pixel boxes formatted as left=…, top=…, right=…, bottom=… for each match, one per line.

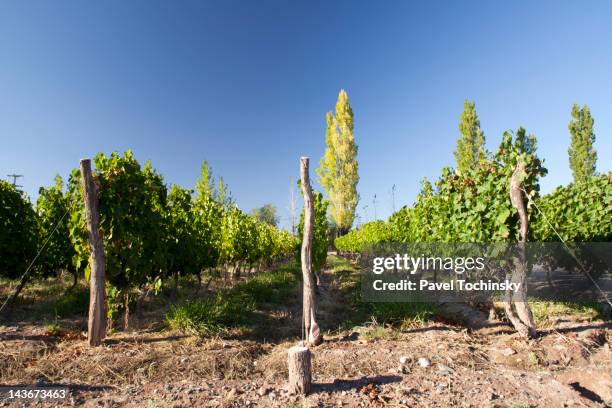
left=1, top=1, right=611, bottom=230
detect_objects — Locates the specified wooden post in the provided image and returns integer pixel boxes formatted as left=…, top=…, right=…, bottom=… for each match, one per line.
left=80, top=159, right=107, bottom=346
left=288, top=346, right=312, bottom=395
left=299, top=157, right=322, bottom=346
left=504, top=159, right=537, bottom=338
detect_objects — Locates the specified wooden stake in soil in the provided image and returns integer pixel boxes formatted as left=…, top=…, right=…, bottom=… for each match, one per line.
left=299, top=157, right=322, bottom=346
left=288, top=346, right=312, bottom=395
left=80, top=159, right=107, bottom=346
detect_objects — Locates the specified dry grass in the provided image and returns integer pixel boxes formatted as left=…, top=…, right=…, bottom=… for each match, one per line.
left=1, top=330, right=271, bottom=386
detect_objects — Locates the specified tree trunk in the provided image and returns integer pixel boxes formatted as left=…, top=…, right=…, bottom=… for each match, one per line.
left=505, top=160, right=536, bottom=338
left=300, top=157, right=322, bottom=346
left=80, top=158, right=107, bottom=347
left=287, top=346, right=312, bottom=395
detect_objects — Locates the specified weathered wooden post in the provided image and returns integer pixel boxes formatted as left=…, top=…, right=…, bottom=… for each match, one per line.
left=504, top=159, right=537, bottom=338
left=299, top=157, right=322, bottom=347
left=80, top=159, right=107, bottom=346
left=287, top=157, right=319, bottom=396
left=288, top=345, right=312, bottom=394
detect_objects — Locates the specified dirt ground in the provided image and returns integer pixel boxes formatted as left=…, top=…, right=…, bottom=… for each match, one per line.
left=1, top=257, right=610, bottom=407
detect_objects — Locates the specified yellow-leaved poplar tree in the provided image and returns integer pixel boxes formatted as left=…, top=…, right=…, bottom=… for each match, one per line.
left=317, top=89, right=359, bottom=236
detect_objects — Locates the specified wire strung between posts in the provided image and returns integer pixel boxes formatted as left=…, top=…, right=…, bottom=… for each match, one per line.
left=521, top=186, right=612, bottom=308
left=0, top=203, right=73, bottom=315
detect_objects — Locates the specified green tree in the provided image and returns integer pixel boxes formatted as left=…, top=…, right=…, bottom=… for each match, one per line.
left=454, top=99, right=486, bottom=175
left=0, top=180, right=38, bottom=279
left=298, top=190, right=328, bottom=273
left=196, top=160, right=215, bottom=199
left=568, top=104, right=597, bottom=183
left=251, top=203, right=278, bottom=226
left=317, top=89, right=359, bottom=235
left=216, top=176, right=232, bottom=206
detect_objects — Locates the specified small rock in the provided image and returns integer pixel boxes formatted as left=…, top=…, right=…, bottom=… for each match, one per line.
left=399, top=356, right=410, bottom=365
left=417, top=357, right=431, bottom=367
left=268, top=392, right=276, bottom=399
left=499, top=347, right=516, bottom=356
left=257, top=386, right=270, bottom=396
left=437, top=364, right=453, bottom=375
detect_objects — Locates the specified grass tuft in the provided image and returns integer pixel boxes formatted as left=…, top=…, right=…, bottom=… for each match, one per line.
left=54, top=288, right=89, bottom=318
left=166, top=292, right=254, bottom=336
left=234, top=268, right=298, bottom=304
left=166, top=261, right=300, bottom=337
left=528, top=299, right=610, bottom=326
left=370, top=302, right=438, bottom=325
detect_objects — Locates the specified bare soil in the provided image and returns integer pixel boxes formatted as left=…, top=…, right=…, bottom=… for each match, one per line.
left=1, top=258, right=610, bottom=407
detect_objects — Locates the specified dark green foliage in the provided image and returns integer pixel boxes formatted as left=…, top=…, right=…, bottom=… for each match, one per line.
left=68, top=151, right=168, bottom=289
left=167, top=185, right=200, bottom=277
left=0, top=180, right=38, bottom=279
left=532, top=174, right=611, bottom=242
left=36, top=175, right=77, bottom=277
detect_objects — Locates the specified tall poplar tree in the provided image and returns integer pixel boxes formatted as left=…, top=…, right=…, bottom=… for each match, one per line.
left=196, top=160, right=214, bottom=199
left=317, top=89, right=359, bottom=235
left=568, top=104, right=597, bottom=183
left=454, top=99, right=486, bottom=175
